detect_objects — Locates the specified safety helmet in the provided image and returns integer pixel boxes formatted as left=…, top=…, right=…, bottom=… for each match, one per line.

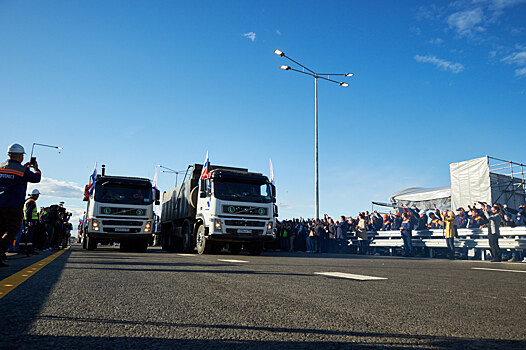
left=31, top=189, right=40, bottom=195
left=7, top=143, right=25, bottom=154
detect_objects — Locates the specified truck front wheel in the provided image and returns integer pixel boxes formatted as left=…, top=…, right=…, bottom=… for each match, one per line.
left=196, top=225, right=208, bottom=255
left=86, top=236, right=97, bottom=250
left=229, top=243, right=242, bottom=254
left=248, top=242, right=263, bottom=256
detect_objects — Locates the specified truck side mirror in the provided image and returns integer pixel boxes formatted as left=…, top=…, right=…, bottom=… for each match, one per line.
left=274, top=204, right=279, bottom=218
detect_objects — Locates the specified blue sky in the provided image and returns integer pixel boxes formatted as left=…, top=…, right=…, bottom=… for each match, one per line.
left=1, top=0, right=525, bottom=223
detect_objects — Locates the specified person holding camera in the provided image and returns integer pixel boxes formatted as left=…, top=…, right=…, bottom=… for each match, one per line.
left=0, top=143, right=41, bottom=267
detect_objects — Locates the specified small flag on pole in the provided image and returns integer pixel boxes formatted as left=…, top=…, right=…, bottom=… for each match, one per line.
left=88, top=163, right=97, bottom=196
left=200, top=151, right=210, bottom=179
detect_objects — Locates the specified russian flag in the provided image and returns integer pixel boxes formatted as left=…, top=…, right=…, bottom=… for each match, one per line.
left=200, top=151, right=210, bottom=180
left=88, top=163, right=97, bottom=196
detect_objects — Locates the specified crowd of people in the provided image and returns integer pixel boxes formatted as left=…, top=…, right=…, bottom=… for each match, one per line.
left=275, top=201, right=525, bottom=262
left=8, top=203, right=73, bottom=254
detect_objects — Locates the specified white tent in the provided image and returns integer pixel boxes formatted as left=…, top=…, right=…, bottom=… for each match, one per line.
left=389, top=186, right=451, bottom=210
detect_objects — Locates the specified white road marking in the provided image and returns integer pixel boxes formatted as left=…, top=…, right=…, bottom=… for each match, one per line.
left=176, top=254, right=196, bottom=257
left=472, top=267, right=526, bottom=274
left=314, top=272, right=387, bottom=281
left=218, top=259, right=249, bottom=263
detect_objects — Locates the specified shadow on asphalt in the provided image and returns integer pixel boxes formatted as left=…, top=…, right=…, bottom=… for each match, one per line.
left=0, top=249, right=71, bottom=345
left=63, top=266, right=309, bottom=277
left=6, top=315, right=526, bottom=349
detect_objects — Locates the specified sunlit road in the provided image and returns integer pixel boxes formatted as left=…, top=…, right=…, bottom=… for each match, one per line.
left=1, top=245, right=525, bottom=349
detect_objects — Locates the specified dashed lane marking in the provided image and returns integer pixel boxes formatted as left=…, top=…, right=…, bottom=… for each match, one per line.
left=472, top=267, right=526, bottom=274
left=314, top=272, right=387, bottom=281
left=176, top=254, right=196, bottom=257
left=218, top=259, right=249, bottom=263
left=0, top=249, right=67, bottom=299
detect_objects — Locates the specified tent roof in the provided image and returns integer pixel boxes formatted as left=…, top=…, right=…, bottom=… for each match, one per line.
left=389, top=186, right=451, bottom=203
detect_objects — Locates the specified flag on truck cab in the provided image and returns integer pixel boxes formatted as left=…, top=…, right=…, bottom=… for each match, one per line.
left=152, top=166, right=158, bottom=200
left=88, top=163, right=97, bottom=196
left=270, top=159, right=275, bottom=185
left=200, top=151, right=210, bottom=179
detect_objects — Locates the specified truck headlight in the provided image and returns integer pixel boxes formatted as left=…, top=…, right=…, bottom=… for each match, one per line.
left=92, top=219, right=100, bottom=231
left=267, top=221, right=273, bottom=234
left=145, top=221, right=152, bottom=233
left=214, top=219, right=222, bottom=232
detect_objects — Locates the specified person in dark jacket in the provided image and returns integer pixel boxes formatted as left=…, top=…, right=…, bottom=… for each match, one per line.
left=0, top=144, right=41, bottom=266
left=314, top=220, right=326, bottom=253
left=416, top=210, right=428, bottom=230
left=514, top=206, right=526, bottom=226
left=391, top=212, right=402, bottom=230
left=400, top=212, right=414, bottom=257
left=455, top=208, right=468, bottom=229
left=382, top=214, right=391, bottom=231
left=336, top=216, right=348, bottom=253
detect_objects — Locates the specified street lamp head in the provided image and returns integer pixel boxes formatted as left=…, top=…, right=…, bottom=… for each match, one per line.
left=57, top=147, right=63, bottom=150
left=274, top=49, right=285, bottom=57
left=339, top=82, right=349, bottom=87
left=280, top=65, right=291, bottom=70
left=345, top=73, right=354, bottom=77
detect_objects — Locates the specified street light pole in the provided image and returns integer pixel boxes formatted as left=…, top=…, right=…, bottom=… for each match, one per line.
left=275, top=49, right=353, bottom=219
left=314, top=76, right=319, bottom=220
left=158, top=165, right=185, bottom=187
left=30, top=143, right=63, bottom=159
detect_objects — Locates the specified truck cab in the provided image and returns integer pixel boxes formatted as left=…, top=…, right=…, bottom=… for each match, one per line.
left=195, top=169, right=276, bottom=254
left=83, top=175, right=158, bottom=252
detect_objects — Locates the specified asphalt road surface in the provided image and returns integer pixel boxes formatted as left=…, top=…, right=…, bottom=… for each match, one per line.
left=1, top=245, right=525, bottom=349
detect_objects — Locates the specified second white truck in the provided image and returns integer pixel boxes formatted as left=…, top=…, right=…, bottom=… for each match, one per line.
left=160, top=164, right=277, bottom=255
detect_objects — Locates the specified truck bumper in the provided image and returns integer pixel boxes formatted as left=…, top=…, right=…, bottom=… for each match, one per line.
left=207, top=233, right=274, bottom=243
left=87, top=232, right=152, bottom=241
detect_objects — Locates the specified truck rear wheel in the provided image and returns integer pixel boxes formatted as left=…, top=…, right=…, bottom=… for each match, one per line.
left=134, top=240, right=148, bottom=253
left=181, top=221, right=192, bottom=253
left=196, top=225, right=209, bottom=255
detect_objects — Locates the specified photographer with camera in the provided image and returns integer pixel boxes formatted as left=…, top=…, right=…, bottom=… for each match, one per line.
left=0, top=143, right=41, bottom=267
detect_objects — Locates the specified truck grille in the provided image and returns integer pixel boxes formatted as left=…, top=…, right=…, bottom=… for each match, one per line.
left=222, top=205, right=267, bottom=216
left=101, top=220, right=143, bottom=226
left=100, top=207, right=147, bottom=216
left=224, top=220, right=265, bottom=227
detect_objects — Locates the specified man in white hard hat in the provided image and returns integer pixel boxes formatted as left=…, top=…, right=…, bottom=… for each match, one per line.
left=0, top=143, right=41, bottom=267
left=21, top=189, right=41, bottom=255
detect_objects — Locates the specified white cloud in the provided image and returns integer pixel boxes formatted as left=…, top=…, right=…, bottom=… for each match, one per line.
left=502, top=51, right=526, bottom=65
left=514, top=66, right=526, bottom=76
left=242, top=32, right=256, bottom=42
left=27, top=177, right=84, bottom=199
left=414, top=54, right=465, bottom=74
left=428, top=38, right=444, bottom=45
left=447, top=7, right=485, bottom=37
left=276, top=29, right=282, bottom=36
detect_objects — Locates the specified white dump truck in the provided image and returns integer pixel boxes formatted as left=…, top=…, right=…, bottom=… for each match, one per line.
left=82, top=165, right=159, bottom=252
left=160, top=164, right=277, bottom=255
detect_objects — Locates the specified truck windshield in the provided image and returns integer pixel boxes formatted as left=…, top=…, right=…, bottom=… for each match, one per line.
left=94, top=184, right=153, bottom=205
left=214, top=181, right=272, bottom=203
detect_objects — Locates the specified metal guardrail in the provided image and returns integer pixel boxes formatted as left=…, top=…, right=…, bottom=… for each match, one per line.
left=348, top=227, right=526, bottom=259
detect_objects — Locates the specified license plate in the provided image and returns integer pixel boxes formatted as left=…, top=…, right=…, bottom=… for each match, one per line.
left=115, top=228, right=130, bottom=232
left=238, top=229, right=251, bottom=234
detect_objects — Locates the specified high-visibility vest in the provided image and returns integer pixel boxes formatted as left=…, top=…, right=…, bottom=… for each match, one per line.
left=23, top=198, right=38, bottom=221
